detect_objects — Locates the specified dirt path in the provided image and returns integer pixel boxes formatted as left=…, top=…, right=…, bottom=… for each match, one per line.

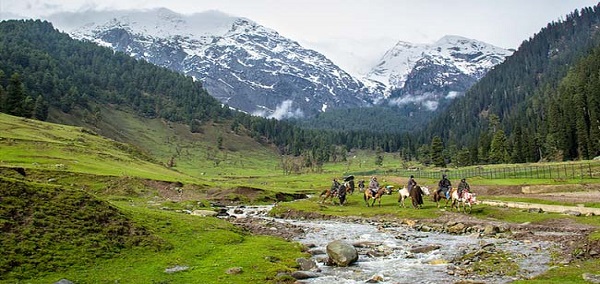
left=481, top=199, right=600, bottom=215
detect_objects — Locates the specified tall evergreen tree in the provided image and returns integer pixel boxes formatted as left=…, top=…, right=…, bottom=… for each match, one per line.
left=5, top=73, right=26, bottom=116
left=510, top=125, right=525, bottom=163
left=489, top=130, right=508, bottom=164
left=430, top=136, right=445, bottom=167
left=33, top=95, right=48, bottom=120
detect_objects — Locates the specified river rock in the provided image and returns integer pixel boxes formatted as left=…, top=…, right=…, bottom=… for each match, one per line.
left=410, top=245, right=441, bottom=254
left=226, top=267, right=243, bottom=274
left=291, top=271, right=320, bottom=279
left=164, top=265, right=189, bottom=274
left=366, top=274, right=384, bottom=283
left=482, top=225, right=500, bottom=236
left=583, top=273, right=600, bottom=283
left=563, top=210, right=582, bottom=216
left=308, top=248, right=326, bottom=255
left=326, top=240, right=358, bottom=267
left=447, top=223, right=466, bottom=234
left=296, top=257, right=318, bottom=271
left=191, top=210, right=218, bottom=217
left=353, top=241, right=380, bottom=248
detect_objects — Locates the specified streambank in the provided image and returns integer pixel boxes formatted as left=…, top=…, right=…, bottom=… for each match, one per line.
left=223, top=205, right=597, bottom=283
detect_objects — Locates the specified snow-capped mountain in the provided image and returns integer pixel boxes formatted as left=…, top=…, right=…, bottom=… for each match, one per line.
left=49, top=8, right=373, bottom=119
left=368, top=35, right=513, bottom=110
left=45, top=8, right=512, bottom=118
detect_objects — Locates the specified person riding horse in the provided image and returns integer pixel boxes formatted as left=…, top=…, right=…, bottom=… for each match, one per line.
left=368, top=176, right=380, bottom=196
left=331, top=178, right=341, bottom=195
left=407, top=175, right=417, bottom=194
left=437, top=174, right=452, bottom=199
left=358, top=180, right=365, bottom=192
left=344, top=175, right=355, bottom=194
left=457, top=178, right=470, bottom=199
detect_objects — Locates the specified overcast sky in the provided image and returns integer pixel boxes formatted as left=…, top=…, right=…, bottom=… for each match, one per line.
left=1, top=0, right=598, bottom=74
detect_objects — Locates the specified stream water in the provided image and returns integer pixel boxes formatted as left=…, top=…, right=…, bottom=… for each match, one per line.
left=226, top=205, right=555, bottom=284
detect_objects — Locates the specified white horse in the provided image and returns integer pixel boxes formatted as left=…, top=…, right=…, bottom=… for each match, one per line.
left=457, top=191, right=477, bottom=213
left=398, top=186, right=430, bottom=208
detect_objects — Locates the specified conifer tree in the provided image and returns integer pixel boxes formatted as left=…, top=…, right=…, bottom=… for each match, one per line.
left=489, top=130, right=508, bottom=164
left=430, top=136, right=445, bottom=167
left=5, top=73, right=26, bottom=116
left=33, top=95, right=48, bottom=120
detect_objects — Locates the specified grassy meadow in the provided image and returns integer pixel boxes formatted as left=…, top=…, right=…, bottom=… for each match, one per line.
left=2, top=112, right=600, bottom=282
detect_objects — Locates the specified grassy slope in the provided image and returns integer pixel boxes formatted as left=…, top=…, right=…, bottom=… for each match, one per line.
left=48, top=105, right=282, bottom=182
left=0, top=113, right=194, bottom=182
left=0, top=113, right=306, bottom=283
left=3, top=111, right=600, bottom=282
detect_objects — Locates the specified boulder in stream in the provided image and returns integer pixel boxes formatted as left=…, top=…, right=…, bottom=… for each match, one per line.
left=583, top=273, right=600, bottom=284
left=326, top=240, right=358, bottom=267
left=410, top=244, right=441, bottom=254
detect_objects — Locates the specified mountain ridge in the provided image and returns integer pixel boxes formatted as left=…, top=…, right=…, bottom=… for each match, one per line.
left=42, top=8, right=510, bottom=119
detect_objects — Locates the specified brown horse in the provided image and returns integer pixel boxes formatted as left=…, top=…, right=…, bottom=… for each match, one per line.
left=413, top=186, right=431, bottom=209
left=432, top=187, right=459, bottom=210
left=364, top=186, right=386, bottom=207
left=319, top=182, right=348, bottom=205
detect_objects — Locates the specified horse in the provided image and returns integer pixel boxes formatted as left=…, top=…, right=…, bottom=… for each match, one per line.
left=398, top=186, right=430, bottom=208
left=432, top=187, right=459, bottom=210
left=457, top=190, right=476, bottom=213
left=364, top=186, right=386, bottom=207
left=346, top=179, right=356, bottom=195
left=319, top=182, right=348, bottom=205
left=357, top=180, right=365, bottom=192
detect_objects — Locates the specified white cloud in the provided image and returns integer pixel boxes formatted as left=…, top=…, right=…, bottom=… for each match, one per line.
left=445, top=91, right=462, bottom=99
left=252, top=100, right=304, bottom=120
left=387, top=93, right=439, bottom=111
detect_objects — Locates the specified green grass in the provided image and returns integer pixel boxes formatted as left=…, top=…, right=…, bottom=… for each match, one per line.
left=512, top=259, right=600, bottom=283
left=0, top=114, right=197, bottom=183
left=26, top=204, right=306, bottom=284
left=0, top=178, right=305, bottom=283
left=4, top=112, right=600, bottom=283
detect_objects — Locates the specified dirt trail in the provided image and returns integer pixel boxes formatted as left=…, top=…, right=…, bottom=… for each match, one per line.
left=481, top=200, right=600, bottom=215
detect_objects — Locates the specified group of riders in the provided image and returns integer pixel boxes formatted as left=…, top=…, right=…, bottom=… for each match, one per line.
left=325, top=173, right=472, bottom=205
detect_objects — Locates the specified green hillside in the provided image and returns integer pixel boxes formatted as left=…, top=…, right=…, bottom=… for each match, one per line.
left=426, top=5, right=600, bottom=164
left=0, top=112, right=306, bottom=283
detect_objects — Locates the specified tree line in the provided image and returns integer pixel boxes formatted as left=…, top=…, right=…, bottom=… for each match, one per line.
left=422, top=4, right=600, bottom=166
left=4, top=12, right=600, bottom=170
left=0, top=20, right=420, bottom=165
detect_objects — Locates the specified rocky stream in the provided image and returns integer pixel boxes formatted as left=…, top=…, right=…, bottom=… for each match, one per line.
left=223, top=205, right=576, bottom=284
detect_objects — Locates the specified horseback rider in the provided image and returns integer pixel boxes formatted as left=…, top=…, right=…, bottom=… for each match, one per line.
left=358, top=180, right=365, bottom=192
left=457, top=178, right=470, bottom=198
left=348, top=179, right=355, bottom=194
left=331, top=178, right=341, bottom=195
left=368, top=176, right=379, bottom=195
left=407, top=175, right=417, bottom=194
left=437, top=174, right=451, bottom=199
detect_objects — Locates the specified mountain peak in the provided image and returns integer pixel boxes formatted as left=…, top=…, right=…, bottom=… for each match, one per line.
left=435, top=35, right=473, bottom=44
left=367, top=35, right=513, bottom=92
